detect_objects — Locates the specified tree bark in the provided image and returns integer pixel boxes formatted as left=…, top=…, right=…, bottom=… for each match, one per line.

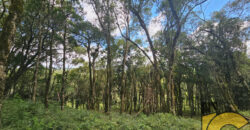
left=61, top=24, right=67, bottom=110
left=45, top=29, right=54, bottom=109
left=187, top=82, right=194, bottom=117
left=176, top=81, right=183, bottom=116
left=32, top=16, right=43, bottom=102
left=104, top=0, right=113, bottom=113
left=87, top=39, right=95, bottom=110
left=120, top=12, right=129, bottom=113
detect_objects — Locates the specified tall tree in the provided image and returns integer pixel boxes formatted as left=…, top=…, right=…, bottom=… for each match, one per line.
left=71, top=18, right=103, bottom=110
left=32, top=0, right=47, bottom=102
left=45, top=0, right=56, bottom=109
left=90, top=0, right=116, bottom=112
left=0, top=0, right=24, bottom=126
left=159, top=0, right=207, bottom=114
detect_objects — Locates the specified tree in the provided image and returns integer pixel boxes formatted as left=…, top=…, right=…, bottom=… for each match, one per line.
left=90, top=0, right=116, bottom=112
left=71, top=17, right=104, bottom=109
left=32, top=0, right=48, bottom=102
left=0, top=0, right=24, bottom=126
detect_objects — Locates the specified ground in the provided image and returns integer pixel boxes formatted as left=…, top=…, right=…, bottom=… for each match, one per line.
left=1, top=98, right=250, bottom=130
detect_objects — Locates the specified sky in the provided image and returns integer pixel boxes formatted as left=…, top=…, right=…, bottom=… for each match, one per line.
left=78, top=0, right=249, bottom=66
left=202, top=0, right=249, bottom=57
left=202, top=0, right=231, bottom=18
left=146, top=0, right=233, bottom=37
left=42, top=0, right=249, bottom=69
left=82, top=0, right=233, bottom=36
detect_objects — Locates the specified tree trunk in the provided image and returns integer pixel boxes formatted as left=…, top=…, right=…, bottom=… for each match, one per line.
left=44, top=29, right=54, bottom=109
left=32, top=16, right=43, bottom=102
left=87, top=40, right=94, bottom=110
left=106, top=0, right=113, bottom=113
left=91, top=43, right=99, bottom=110
left=92, top=61, right=96, bottom=109
left=104, top=32, right=112, bottom=112
left=120, top=14, right=129, bottom=113
left=177, top=81, right=183, bottom=116
left=61, top=25, right=67, bottom=110
left=133, top=73, right=137, bottom=112
left=187, top=82, right=194, bottom=117
left=44, top=0, right=55, bottom=110
left=167, top=66, right=176, bottom=114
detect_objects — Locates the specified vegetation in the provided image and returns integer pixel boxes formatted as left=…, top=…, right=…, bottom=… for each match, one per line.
left=0, top=0, right=249, bottom=129
left=2, top=98, right=202, bottom=130
left=2, top=98, right=250, bottom=129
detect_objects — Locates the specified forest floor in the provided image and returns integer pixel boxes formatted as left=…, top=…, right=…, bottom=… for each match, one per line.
left=1, top=98, right=250, bottom=130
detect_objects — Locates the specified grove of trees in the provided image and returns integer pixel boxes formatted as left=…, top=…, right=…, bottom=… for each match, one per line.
left=0, top=0, right=249, bottom=127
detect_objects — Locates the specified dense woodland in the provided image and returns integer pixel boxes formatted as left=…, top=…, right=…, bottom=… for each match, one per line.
left=0, top=0, right=250, bottom=129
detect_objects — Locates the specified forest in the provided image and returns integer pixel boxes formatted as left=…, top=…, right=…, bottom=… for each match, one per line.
left=0, top=0, right=250, bottom=129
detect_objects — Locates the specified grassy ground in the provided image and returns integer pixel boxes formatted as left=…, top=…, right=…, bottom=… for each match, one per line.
left=1, top=98, right=250, bottom=130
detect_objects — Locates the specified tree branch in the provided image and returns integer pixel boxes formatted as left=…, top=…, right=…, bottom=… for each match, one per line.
left=115, top=13, right=154, bottom=65
left=0, top=0, right=6, bottom=20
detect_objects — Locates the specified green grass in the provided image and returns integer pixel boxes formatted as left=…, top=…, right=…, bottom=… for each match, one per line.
left=2, top=98, right=250, bottom=130
left=2, top=98, right=201, bottom=130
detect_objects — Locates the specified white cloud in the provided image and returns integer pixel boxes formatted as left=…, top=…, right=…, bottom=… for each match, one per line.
left=80, top=1, right=122, bottom=37
left=81, top=2, right=99, bottom=27
left=148, top=13, right=164, bottom=37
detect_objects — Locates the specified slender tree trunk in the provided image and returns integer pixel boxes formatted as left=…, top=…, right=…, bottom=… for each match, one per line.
left=32, top=16, right=43, bottom=102
left=71, top=97, right=74, bottom=108
left=91, top=43, right=99, bottom=109
left=45, top=29, right=54, bottom=109
left=120, top=15, right=129, bottom=113
left=187, top=82, right=194, bottom=117
left=133, top=73, right=137, bottom=112
left=61, top=25, right=67, bottom=110
left=92, top=60, right=96, bottom=109
left=177, top=81, right=183, bottom=116
left=167, top=66, right=175, bottom=114
left=104, top=32, right=112, bottom=112
left=44, top=0, right=55, bottom=110
left=104, top=0, right=113, bottom=113
left=87, top=40, right=94, bottom=110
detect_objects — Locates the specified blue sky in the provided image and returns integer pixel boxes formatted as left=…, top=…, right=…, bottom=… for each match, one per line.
left=151, top=0, right=231, bottom=18
left=146, top=0, right=233, bottom=40
left=202, top=0, right=231, bottom=18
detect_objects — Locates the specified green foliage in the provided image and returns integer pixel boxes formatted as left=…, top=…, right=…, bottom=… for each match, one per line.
left=2, top=99, right=202, bottom=130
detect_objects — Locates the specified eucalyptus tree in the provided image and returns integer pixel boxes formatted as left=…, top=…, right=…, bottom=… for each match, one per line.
left=4, top=0, right=49, bottom=97
left=59, top=0, right=76, bottom=110
left=32, top=0, right=50, bottom=102
left=115, top=0, right=163, bottom=113
left=192, top=13, right=249, bottom=112
left=113, top=0, right=131, bottom=113
left=71, top=16, right=104, bottom=109
left=89, top=0, right=116, bottom=112
left=115, top=0, right=207, bottom=114
left=45, top=0, right=56, bottom=109
left=44, top=0, right=72, bottom=109
left=157, top=0, right=208, bottom=114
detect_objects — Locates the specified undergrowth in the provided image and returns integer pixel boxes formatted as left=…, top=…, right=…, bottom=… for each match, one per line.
left=2, top=98, right=249, bottom=130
